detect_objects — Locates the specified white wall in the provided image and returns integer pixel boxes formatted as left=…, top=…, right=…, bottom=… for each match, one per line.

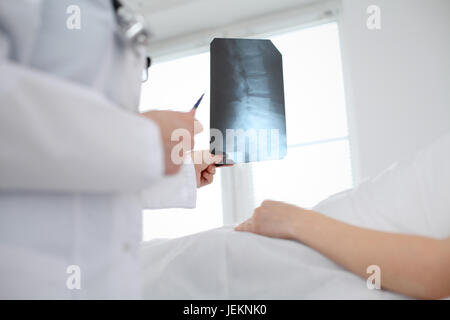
left=339, top=0, right=450, bottom=182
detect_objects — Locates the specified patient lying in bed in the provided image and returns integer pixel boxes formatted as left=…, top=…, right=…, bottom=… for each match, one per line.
left=141, top=132, right=450, bottom=299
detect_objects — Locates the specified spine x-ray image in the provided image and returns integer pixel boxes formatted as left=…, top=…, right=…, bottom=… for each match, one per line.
left=210, top=38, right=287, bottom=164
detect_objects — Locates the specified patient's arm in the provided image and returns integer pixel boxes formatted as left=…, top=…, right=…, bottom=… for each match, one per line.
left=235, top=200, right=450, bottom=299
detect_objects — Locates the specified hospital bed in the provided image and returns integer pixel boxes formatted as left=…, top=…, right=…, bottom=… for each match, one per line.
left=140, top=133, right=450, bottom=299
left=140, top=226, right=407, bottom=299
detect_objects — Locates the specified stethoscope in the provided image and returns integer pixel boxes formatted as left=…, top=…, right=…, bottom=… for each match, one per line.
left=112, top=0, right=152, bottom=82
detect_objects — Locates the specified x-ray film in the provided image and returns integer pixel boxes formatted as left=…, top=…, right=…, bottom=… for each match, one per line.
left=210, top=38, right=287, bottom=164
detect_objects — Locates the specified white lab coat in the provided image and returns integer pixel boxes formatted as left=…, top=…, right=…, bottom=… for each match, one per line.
left=0, top=0, right=196, bottom=299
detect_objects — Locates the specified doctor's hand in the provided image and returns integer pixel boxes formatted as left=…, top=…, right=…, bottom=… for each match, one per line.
left=143, top=110, right=203, bottom=175
left=235, top=200, right=313, bottom=240
left=191, top=151, right=223, bottom=188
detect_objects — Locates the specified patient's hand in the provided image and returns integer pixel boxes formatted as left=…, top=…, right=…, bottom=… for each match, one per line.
left=235, top=200, right=312, bottom=240
left=238, top=201, right=450, bottom=300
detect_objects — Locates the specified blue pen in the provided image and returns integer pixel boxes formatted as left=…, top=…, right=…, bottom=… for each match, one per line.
left=192, top=93, right=205, bottom=111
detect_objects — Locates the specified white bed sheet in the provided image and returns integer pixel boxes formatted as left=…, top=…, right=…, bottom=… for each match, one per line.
left=141, top=226, right=407, bottom=299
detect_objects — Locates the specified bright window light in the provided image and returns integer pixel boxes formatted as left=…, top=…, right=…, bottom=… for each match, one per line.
left=140, top=22, right=353, bottom=240
left=251, top=22, right=353, bottom=208
left=140, top=52, right=223, bottom=241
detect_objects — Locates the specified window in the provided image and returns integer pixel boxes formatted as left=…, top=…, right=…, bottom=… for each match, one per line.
left=139, top=52, right=222, bottom=241
left=251, top=23, right=353, bottom=209
left=140, top=22, right=353, bottom=240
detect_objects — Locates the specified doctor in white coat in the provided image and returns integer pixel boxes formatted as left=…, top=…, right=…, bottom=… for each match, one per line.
left=0, top=0, right=219, bottom=299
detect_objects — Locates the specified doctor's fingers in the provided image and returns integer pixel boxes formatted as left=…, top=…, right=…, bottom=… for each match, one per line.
left=202, top=171, right=214, bottom=184
left=194, top=119, right=203, bottom=134
left=180, top=111, right=202, bottom=135
left=200, top=151, right=223, bottom=167
left=206, top=164, right=216, bottom=174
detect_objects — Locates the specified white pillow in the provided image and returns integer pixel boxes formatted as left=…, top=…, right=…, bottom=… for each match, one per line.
left=315, top=132, right=450, bottom=238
